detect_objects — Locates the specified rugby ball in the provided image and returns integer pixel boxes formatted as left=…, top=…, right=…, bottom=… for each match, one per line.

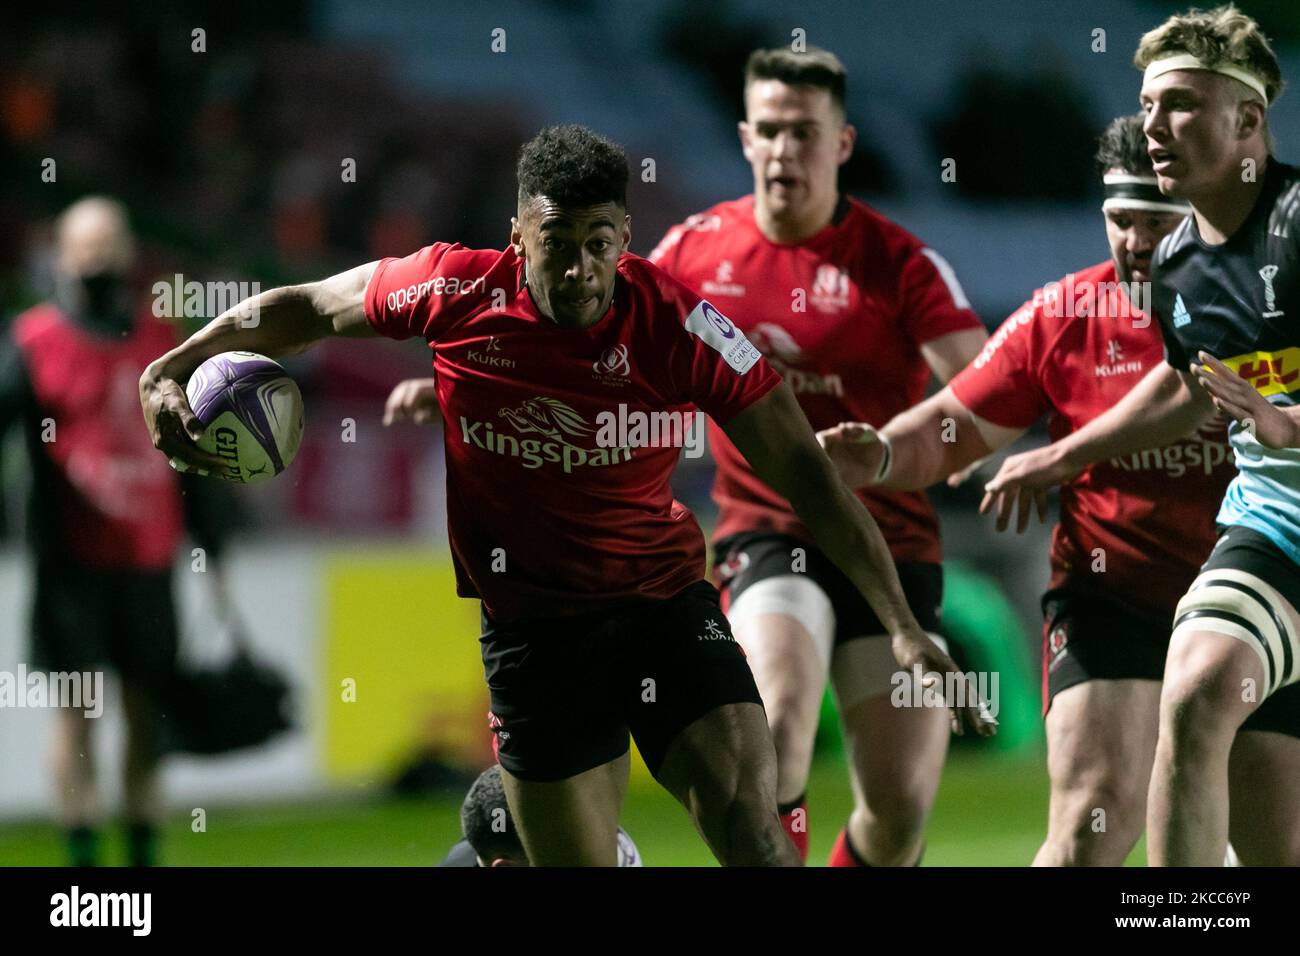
left=182, top=351, right=304, bottom=483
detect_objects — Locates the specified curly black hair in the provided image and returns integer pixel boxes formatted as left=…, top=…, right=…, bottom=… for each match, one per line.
left=516, top=124, right=629, bottom=210
left=1096, top=112, right=1154, bottom=177
left=460, top=765, right=524, bottom=863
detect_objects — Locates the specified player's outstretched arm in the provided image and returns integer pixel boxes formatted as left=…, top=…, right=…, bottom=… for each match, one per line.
left=981, top=362, right=1213, bottom=533
left=139, top=261, right=380, bottom=470
left=816, top=386, right=1022, bottom=492
left=723, top=382, right=996, bottom=736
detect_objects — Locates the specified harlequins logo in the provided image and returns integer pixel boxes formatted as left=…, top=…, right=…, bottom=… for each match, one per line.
left=1260, top=264, right=1285, bottom=318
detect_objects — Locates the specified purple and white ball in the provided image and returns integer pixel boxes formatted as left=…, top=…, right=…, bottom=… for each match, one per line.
left=183, top=351, right=304, bottom=483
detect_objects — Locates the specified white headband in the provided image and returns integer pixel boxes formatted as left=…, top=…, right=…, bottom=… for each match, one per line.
left=1101, top=173, right=1192, bottom=213
left=1143, top=53, right=1270, bottom=104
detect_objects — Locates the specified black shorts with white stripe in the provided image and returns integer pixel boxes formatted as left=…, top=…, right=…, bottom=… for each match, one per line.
left=1174, top=525, right=1300, bottom=736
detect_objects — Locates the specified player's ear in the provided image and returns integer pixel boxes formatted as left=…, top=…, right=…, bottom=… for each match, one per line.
left=738, top=121, right=754, bottom=163
left=621, top=214, right=632, bottom=252
left=510, top=216, right=525, bottom=257
left=1237, top=100, right=1265, bottom=142
left=838, top=123, right=857, bottom=165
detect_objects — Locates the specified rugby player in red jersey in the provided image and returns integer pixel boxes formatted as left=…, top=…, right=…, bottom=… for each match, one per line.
left=140, top=125, right=993, bottom=867
left=820, top=113, right=1242, bottom=864
left=649, top=47, right=988, bottom=866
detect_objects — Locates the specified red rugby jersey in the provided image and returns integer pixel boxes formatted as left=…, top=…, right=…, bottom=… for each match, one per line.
left=364, top=243, right=781, bottom=622
left=948, top=259, right=1235, bottom=616
left=650, top=195, right=981, bottom=563
left=13, top=304, right=186, bottom=570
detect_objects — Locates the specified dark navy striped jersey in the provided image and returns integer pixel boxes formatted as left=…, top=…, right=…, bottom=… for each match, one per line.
left=1152, top=159, right=1300, bottom=564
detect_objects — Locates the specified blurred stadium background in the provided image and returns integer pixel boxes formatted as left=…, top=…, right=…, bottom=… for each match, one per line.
left=2, top=0, right=1298, bottom=866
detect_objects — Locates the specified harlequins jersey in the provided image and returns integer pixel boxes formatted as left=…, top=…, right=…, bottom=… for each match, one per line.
left=1153, top=159, right=1300, bottom=565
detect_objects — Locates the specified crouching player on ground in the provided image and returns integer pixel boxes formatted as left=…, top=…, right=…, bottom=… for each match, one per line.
left=141, top=125, right=993, bottom=867
left=439, top=764, right=642, bottom=867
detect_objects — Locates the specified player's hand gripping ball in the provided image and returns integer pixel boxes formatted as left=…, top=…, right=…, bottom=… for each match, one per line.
left=177, top=351, right=304, bottom=483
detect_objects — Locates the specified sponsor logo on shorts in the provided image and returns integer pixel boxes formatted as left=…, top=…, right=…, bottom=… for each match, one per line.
left=697, top=618, right=734, bottom=642
left=1047, top=624, right=1069, bottom=673
left=716, top=550, right=751, bottom=582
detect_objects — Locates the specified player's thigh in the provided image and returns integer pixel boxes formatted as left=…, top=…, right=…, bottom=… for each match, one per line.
left=1161, top=626, right=1266, bottom=731
left=1044, top=679, right=1161, bottom=804
left=1039, top=590, right=1168, bottom=799
left=834, top=636, right=949, bottom=809
left=1230, top=682, right=1300, bottom=865
left=479, top=606, right=630, bottom=793
left=726, top=575, right=833, bottom=735
left=501, top=751, right=631, bottom=866
left=625, top=581, right=770, bottom=795
left=1166, top=526, right=1300, bottom=726
left=655, top=701, right=777, bottom=812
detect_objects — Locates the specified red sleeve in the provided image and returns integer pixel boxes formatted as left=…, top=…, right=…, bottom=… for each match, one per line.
left=898, top=245, right=983, bottom=344
left=363, top=242, right=501, bottom=342
left=651, top=266, right=781, bottom=423
left=948, top=299, right=1048, bottom=430
left=646, top=223, right=686, bottom=273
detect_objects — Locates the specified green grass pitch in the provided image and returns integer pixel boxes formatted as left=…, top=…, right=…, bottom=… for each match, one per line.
left=0, top=749, right=1147, bottom=866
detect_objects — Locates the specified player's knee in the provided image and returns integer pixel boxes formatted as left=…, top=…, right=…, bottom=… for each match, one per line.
left=854, top=788, right=928, bottom=856
left=1059, top=776, right=1145, bottom=847
left=765, top=700, right=816, bottom=763
left=1161, top=660, right=1250, bottom=742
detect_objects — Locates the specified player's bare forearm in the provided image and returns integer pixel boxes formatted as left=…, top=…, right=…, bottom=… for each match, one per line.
left=818, top=387, right=1009, bottom=492
left=1055, top=362, right=1213, bottom=470
left=879, top=389, right=996, bottom=490
left=140, top=261, right=379, bottom=471
left=143, top=262, right=379, bottom=386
